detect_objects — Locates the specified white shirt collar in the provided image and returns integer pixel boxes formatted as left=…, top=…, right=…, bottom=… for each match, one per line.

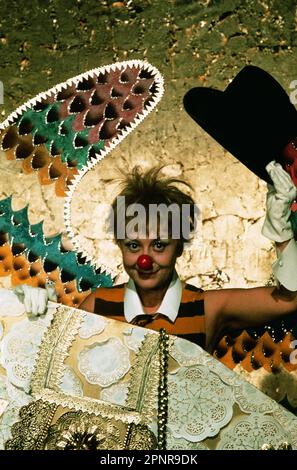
left=124, top=270, right=182, bottom=323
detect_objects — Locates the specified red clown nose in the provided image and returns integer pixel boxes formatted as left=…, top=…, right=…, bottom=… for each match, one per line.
left=136, top=255, right=153, bottom=271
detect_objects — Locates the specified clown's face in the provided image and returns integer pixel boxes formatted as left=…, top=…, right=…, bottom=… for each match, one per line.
left=118, top=237, right=182, bottom=291
left=282, top=138, right=297, bottom=188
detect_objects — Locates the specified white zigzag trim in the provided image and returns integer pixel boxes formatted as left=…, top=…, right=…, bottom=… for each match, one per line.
left=0, top=59, right=163, bottom=130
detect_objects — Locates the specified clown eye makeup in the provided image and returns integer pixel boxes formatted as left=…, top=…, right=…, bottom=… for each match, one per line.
left=124, top=240, right=140, bottom=251
left=152, top=240, right=169, bottom=251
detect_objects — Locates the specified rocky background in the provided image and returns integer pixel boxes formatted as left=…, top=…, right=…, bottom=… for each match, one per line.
left=0, top=0, right=297, bottom=288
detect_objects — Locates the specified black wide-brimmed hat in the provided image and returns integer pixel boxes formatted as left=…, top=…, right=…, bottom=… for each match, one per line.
left=183, top=65, right=297, bottom=182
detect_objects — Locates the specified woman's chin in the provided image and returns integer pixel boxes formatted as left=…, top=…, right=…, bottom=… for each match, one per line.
left=134, top=272, right=160, bottom=288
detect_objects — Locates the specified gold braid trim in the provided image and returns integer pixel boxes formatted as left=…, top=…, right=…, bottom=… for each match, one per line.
left=37, top=390, right=141, bottom=424
left=126, top=331, right=159, bottom=424
left=30, top=305, right=84, bottom=395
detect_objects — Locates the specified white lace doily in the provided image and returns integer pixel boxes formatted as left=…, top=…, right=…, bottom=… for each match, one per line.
left=166, top=430, right=209, bottom=450
left=233, top=379, right=279, bottom=415
left=170, top=337, right=204, bottom=366
left=0, top=375, right=32, bottom=449
left=59, top=365, right=83, bottom=397
left=123, top=327, right=148, bottom=352
left=217, top=413, right=293, bottom=450
left=170, top=337, right=242, bottom=387
left=77, top=337, right=131, bottom=387
left=78, top=313, right=107, bottom=340
left=271, top=407, right=297, bottom=449
left=168, top=365, right=234, bottom=442
left=0, top=306, right=56, bottom=392
left=100, top=381, right=129, bottom=406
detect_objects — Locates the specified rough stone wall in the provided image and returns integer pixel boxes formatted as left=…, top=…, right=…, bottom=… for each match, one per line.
left=1, top=0, right=297, bottom=288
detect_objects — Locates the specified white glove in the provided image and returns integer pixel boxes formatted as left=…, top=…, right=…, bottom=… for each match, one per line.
left=14, top=282, right=57, bottom=317
left=260, top=161, right=297, bottom=291
left=262, top=160, right=297, bottom=242
left=272, top=238, right=297, bottom=291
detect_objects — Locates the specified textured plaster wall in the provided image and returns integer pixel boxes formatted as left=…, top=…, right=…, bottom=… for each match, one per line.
left=1, top=0, right=297, bottom=288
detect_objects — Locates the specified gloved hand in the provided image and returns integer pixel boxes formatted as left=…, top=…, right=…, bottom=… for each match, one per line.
left=262, top=160, right=297, bottom=242
left=261, top=160, right=297, bottom=291
left=13, top=282, right=57, bottom=317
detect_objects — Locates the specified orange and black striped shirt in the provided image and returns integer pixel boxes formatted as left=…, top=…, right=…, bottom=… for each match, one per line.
left=94, top=283, right=206, bottom=348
